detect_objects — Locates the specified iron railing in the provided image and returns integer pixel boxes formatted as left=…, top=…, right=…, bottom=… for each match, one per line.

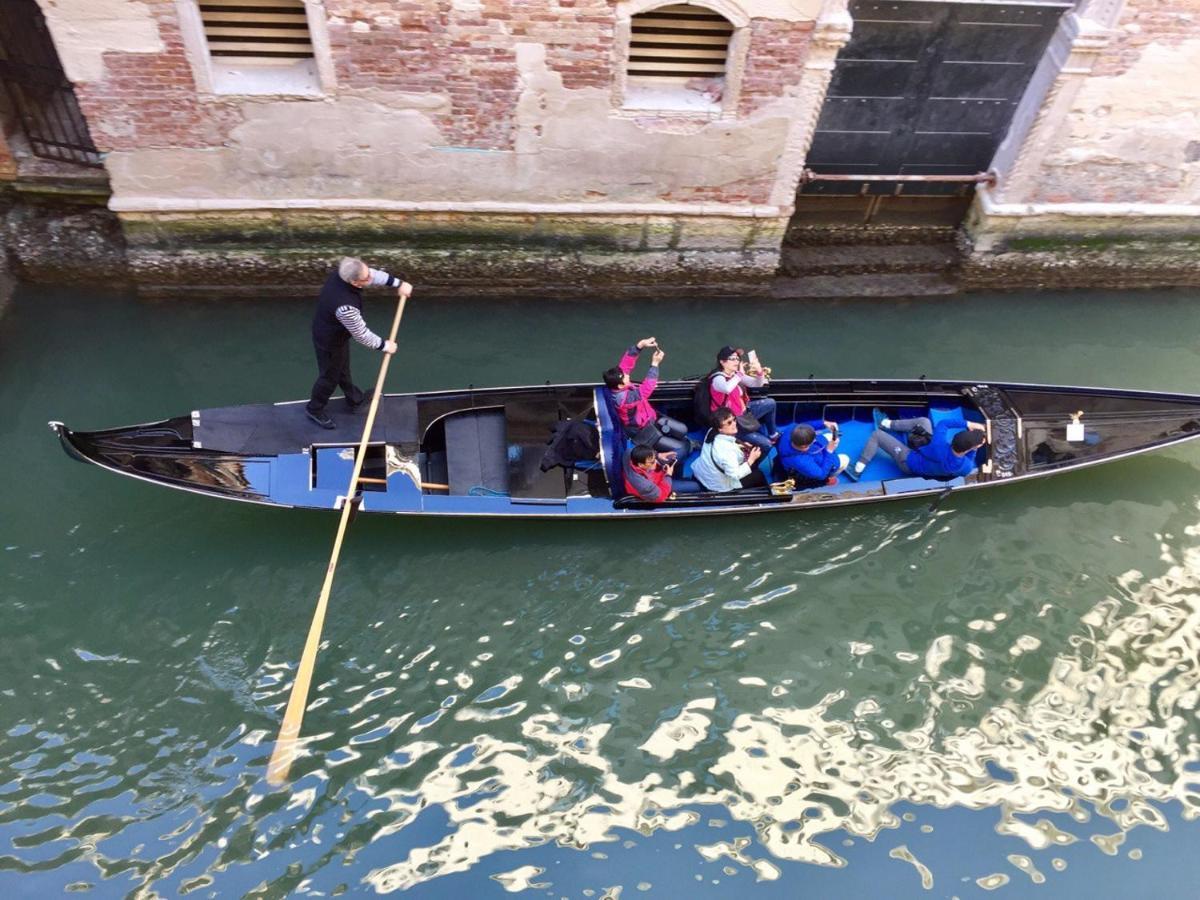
left=0, top=0, right=102, bottom=167
left=800, top=170, right=996, bottom=185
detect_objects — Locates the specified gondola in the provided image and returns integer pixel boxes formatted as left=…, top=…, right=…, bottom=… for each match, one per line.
left=50, top=378, right=1200, bottom=519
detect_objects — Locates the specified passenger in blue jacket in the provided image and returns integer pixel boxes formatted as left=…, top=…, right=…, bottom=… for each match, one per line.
left=776, top=422, right=849, bottom=486
left=848, top=413, right=986, bottom=481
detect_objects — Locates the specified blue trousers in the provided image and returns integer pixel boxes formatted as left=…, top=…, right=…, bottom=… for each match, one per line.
left=738, top=398, right=779, bottom=452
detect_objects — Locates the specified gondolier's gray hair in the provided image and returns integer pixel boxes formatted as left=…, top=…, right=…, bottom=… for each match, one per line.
left=338, top=257, right=368, bottom=283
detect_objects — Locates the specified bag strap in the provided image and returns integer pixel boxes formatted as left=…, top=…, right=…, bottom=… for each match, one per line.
left=703, top=434, right=737, bottom=479
left=708, top=372, right=730, bottom=408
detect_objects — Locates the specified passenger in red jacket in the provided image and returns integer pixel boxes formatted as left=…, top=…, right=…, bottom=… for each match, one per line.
left=622, top=445, right=702, bottom=503
left=603, top=337, right=691, bottom=457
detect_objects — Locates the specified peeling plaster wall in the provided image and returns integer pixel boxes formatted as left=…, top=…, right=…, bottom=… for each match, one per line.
left=104, top=48, right=795, bottom=206
left=35, top=0, right=163, bottom=84
left=1026, top=0, right=1200, bottom=205
left=47, top=0, right=814, bottom=211
left=744, top=0, right=822, bottom=19
left=1033, top=37, right=1200, bottom=205
left=960, top=0, right=1200, bottom=291
left=22, top=0, right=825, bottom=294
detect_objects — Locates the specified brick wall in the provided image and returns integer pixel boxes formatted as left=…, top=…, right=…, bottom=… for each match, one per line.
left=56, top=0, right=814, bottom=212
left=1092, top=0, right=1200, bottom=78
left=661, top=173, right=776, bottom=204
left=71, top=0, right=618, bottom=155
left=737, top=18, right=813, bottom=118
left=74, top=1, right=239, bottom=152
left=319, top=0, right=615, bottom=150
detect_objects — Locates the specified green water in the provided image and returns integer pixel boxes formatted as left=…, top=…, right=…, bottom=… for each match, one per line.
left=3, top=285, right=1200, bottom=897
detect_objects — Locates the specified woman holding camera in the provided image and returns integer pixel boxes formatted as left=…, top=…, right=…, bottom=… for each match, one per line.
left=703, top=346, right=779, bottom=452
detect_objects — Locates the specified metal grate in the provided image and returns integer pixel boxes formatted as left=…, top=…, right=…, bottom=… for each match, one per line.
left=0, top=0, right=103, bottom=166
left=628, top=4, right=732, bottom=83
left=200, top=0, right=314, bottom=65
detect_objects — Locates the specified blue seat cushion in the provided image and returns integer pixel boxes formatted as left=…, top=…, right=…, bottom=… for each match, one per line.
left=929, top=406, right=967, bottom=430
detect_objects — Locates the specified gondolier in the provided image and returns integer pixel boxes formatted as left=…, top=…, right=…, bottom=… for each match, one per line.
left=306, top=257, right=413, bottom=429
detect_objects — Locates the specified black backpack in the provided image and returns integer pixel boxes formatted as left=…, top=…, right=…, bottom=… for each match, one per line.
left=907, top=423, right=933, bottom=449
left=539, top=418, right=600, bottom=471
left=692, top=372, right=717, bottom=426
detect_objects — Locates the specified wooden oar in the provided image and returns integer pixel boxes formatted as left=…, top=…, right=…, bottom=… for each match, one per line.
left=266, top=290, right=409, bottom=786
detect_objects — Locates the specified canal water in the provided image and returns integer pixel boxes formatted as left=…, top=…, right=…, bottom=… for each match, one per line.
left=2, top=285, right=1200, bottom=898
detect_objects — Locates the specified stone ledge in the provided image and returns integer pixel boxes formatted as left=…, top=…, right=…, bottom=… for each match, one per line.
left=961, top=251, right=1200, bottom=292
left=110, top=197, right=784, bottom=218
left=963, top=196, right=1200, bottom=290
left=118, top=208, right=785, bottom=255
left=124, top=245, right=780, bottom=299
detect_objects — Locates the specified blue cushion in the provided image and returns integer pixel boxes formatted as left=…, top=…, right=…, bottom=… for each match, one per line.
left=929, top=406, right=967, bottom=430
left=760, top=447, right=777, bottom=478
left=594, top=388, right=626, bottom=495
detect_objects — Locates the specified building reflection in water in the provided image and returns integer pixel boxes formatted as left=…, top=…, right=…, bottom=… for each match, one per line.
left=355, top=534, right=1200, bottom=892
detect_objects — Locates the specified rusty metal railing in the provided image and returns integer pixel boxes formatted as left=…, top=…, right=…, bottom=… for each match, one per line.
left=800, top=170, right=996, bottom=185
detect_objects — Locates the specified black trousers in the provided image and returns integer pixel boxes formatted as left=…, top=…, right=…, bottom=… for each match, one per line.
left=740, top=469, right=768, bottom=489
left=627, top=415, right=691, bottom=458
left=307, top=341, right=365, bottom=413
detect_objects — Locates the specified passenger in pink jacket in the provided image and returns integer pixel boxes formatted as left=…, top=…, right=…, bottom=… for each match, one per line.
left=602, top=337, right=691, bottom=458
left=704, top=345, right=779, bottom=453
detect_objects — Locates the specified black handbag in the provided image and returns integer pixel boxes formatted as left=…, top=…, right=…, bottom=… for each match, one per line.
left=736, top=412, right=761, bottom=432
left=907, top=424, right=933, bottom=449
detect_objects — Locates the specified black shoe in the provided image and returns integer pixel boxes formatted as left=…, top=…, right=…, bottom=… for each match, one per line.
left=345, top=389, right=373, bottom=411
left=844, top=465, right=862, bottom=483
left=306, top=409, right=336, bottom=429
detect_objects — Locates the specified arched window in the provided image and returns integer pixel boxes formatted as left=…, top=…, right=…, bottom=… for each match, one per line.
left=624, top=3, right=734, bottom=112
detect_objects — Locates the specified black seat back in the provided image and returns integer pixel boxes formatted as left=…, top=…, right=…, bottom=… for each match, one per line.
left=444, top=408, right=509, bottom=496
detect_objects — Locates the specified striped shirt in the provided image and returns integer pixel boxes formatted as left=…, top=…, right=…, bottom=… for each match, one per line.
left=336, top=268, right=400, bottom=350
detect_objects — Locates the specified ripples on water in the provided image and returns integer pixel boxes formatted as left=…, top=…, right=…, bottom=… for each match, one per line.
left=3, top=470, right=1200, bottom=895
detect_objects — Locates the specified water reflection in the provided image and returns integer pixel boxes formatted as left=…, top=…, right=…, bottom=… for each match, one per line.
left=331, top=482, right=1200, bottom=890
left=348, top=517, right=1200, bottom=892
left=3, top=453, right=1200, bottom=894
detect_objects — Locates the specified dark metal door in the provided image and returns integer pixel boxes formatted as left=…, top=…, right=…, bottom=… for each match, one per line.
left=803, top=0, right=1068, bottom=196
left=0, top=0, right=102, bottom=167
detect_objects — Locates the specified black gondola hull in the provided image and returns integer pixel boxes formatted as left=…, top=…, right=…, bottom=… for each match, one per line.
left=51, top=379, right=1200, bottom=519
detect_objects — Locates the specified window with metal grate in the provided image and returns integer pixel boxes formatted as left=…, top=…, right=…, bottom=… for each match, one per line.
left=200, top=0, right=314, bottom=66
left=627, top=4, right=732, bottom=85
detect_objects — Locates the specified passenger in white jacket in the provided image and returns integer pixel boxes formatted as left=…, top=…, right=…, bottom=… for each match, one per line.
left=692, top=407, right=769, bottom=492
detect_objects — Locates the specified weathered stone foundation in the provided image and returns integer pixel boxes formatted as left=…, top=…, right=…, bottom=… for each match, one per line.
left=0, top=183, right=128, bottom=286
left=5, top=188, right=1200, bottom=299
left=116, top=209, right=787, bottom=299
left=961, top=200, right=1200, bottom=291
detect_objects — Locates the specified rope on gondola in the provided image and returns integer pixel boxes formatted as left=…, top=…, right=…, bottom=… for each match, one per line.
left=468, top=485, right=511, bottom=497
